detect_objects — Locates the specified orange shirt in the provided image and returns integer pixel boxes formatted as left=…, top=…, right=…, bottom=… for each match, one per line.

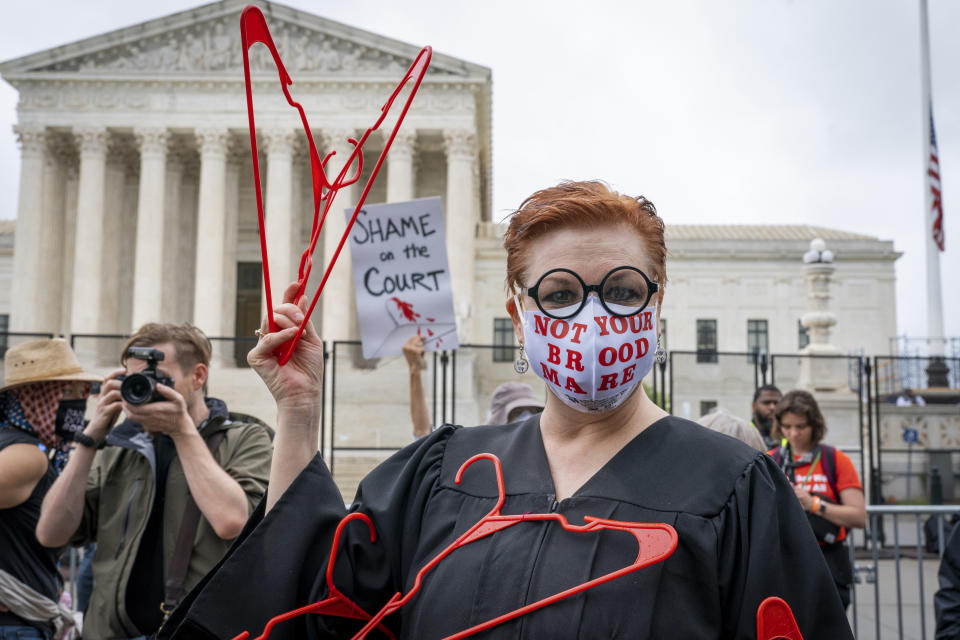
left=768, top=446, right=863, bottom=543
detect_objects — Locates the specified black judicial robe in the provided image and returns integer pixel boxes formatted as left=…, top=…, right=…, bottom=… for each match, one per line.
left=161, top=416, right=853, bottom=639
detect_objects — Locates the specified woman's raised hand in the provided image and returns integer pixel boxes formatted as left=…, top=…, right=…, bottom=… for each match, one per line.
left=247, top=281, right=325, bottom=409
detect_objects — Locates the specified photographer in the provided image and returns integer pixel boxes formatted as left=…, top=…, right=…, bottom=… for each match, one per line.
left=768, top=390, right=866, bottom=610
left=36, top=323, right=273, bottom=639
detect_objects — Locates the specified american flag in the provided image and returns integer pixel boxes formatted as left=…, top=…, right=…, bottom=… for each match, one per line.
left=929, top=104, right=945, bottom=251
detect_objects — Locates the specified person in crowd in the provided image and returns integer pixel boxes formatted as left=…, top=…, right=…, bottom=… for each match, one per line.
left=404, top=335, right=544, bottom=436
left=769, top=389, right=866, bottom=611
left=161, top=181, right=852, bottom=639
left=896, top=387, right=927, bottom=407
left=36, top=323, right=274, bottom=639
left=0, top=339, right=99, bottom=639
left=697, top=407, right=766, bottom=451
left=935, top=521, right=960, bottom=639
left=486, top=382, right=545, bottom=425
left=401, top=335, right=431, bottom=438
left=750, top=384, right=782, bottom=449
left=75, top=542, right=95, bottom=615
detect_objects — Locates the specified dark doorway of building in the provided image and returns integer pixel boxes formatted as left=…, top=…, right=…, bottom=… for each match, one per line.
left=234, top=262, right=263, bottom=367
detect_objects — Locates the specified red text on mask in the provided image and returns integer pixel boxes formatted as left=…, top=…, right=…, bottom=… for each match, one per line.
left=593, top=311, right=653, bottom=336
left=532, top=315, right=589, bottom=344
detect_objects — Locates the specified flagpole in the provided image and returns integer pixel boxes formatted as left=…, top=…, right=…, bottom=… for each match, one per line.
left=919, top=0, right=945, bottom=353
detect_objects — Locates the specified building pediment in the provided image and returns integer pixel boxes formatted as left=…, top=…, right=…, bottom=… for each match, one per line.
left=0, top=0, right=486, bottom=81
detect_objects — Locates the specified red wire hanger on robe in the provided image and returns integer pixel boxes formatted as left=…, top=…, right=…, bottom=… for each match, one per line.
left=756, top=596, right=805, bottom=640
left=240, top=5, right=432, bottom=364
left=231, top=453, right=679, bottom=640
left=229, top=512, right=394, bottom=640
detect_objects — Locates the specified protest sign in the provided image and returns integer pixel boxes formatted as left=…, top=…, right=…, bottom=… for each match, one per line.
left=348, top=197, right=459, bottom=359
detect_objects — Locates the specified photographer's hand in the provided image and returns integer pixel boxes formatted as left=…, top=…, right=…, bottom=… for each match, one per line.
left=121, top=383, right=193, bottom=438
left=84, top=368, right=126, bottom=442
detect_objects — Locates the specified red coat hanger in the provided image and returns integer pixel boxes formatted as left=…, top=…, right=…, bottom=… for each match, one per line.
left=229, top=512, right=394, bottom=640
left=349, top=453, right=679, bottom=640
left=240, top=5, right=432, bottom=364
left=755, top=596, right=804, bottom=640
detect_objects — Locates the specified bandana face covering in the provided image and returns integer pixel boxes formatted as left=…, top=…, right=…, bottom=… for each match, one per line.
left=521, top=297, right=658, bottom=413
left=1, top=382, right=89, bottom=474
left=13, top=382, right=68, bottom=449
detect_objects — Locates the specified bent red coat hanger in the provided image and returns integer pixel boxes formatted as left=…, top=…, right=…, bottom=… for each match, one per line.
left=756, top=596, right=804, bottom=640
left=229, top=512, right=394, bottom=640
left=233, top=453, right=677, bottom=640
left=240, top=5, right=432, bottom=364
left=349, top=453, right=679, bottom=640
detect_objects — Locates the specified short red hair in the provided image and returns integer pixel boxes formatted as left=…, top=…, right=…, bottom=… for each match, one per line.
left=502, top=180, right=666, bottom=294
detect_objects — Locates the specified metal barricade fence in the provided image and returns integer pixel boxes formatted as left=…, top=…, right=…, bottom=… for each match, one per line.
left=848, top=505, right=960, bottom=640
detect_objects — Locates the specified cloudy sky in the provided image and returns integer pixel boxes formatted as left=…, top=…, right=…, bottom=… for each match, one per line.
left=1, top=0, right=957, bottom=341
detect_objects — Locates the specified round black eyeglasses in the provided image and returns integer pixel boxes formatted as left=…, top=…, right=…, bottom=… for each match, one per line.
left=522, top=266, right=659, bottom=320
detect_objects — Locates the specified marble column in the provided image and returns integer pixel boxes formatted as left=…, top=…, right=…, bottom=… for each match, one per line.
left=161, top=150, right=184, bottom=320
left=59, top=164, right=80, bottom=335
left=37, top=137, right=68, bottom=334
left=320, top=128, right=359, bottom=342
left=70, top=126, right=108, bottom=338
left=443, top=129, right=479, bottom=340
left=386, top=131, right=416, bottom=203
left=221, top=147, right=242, bottom=340
left=10, top=125, right=46, bottom=332
left=263, top=128, right=297, bottom=309
left=99, top=146, right=129, bottom=337
left=131, top=127, right=169, bottom=329
left=193, top=128, right=230, bottom=341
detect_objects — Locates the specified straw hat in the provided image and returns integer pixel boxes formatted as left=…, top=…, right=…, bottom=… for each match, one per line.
left=0, top=338, right=101, bottom=393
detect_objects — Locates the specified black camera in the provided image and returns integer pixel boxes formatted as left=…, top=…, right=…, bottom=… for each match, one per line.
left=118, top=347, right=174, bottom=405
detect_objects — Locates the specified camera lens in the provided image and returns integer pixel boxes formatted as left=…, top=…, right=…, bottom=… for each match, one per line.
left=121, top=373, right=155, bottom=405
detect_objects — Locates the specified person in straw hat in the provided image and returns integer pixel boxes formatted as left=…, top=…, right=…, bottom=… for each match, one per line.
left=0, top=338, right=99, bottom=639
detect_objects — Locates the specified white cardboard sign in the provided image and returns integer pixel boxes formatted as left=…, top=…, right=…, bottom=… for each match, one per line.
left=347, top=197, right=459, bottom=359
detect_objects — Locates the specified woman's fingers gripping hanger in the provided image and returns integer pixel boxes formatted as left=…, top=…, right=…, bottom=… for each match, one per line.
left=755, top=597, right=804, bottom=640
left=239, top=4, right=432, bottom=366
left=229, top=512, right=395, bottom=640
left=348, top=454, right=679, bottom=640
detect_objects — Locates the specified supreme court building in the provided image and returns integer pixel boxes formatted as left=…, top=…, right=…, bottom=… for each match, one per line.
left=0, top=0, right=492, bottom=352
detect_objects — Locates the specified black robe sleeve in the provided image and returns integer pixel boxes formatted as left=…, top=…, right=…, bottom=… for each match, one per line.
left=935, top=522, right=960, bottom=639
left=717, top=453, right=853, bottom=639
left=160, top=425, right=456, bottom=640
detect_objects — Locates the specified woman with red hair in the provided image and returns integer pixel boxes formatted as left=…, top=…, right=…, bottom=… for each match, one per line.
left=164, top=181, right=852, bottom=639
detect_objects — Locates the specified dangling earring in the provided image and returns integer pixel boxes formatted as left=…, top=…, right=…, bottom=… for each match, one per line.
left=655, top=337, right=666, bottom=364
left=514, top=343, right=530, bottom=374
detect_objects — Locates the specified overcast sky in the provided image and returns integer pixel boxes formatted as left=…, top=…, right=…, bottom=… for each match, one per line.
left=1, top=0, right=957, bottom=342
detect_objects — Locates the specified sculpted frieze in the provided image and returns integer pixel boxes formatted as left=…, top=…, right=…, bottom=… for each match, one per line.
left=33, top=17, right=461, bottom=78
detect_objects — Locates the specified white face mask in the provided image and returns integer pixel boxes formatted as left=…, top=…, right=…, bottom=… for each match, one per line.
left=520, top=296, right=658, bottom=414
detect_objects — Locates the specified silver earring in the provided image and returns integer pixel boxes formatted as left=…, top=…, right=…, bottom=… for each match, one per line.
left=514, top=344, right=530, bottom=374
left=655, top=338, right=666, bottom=365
